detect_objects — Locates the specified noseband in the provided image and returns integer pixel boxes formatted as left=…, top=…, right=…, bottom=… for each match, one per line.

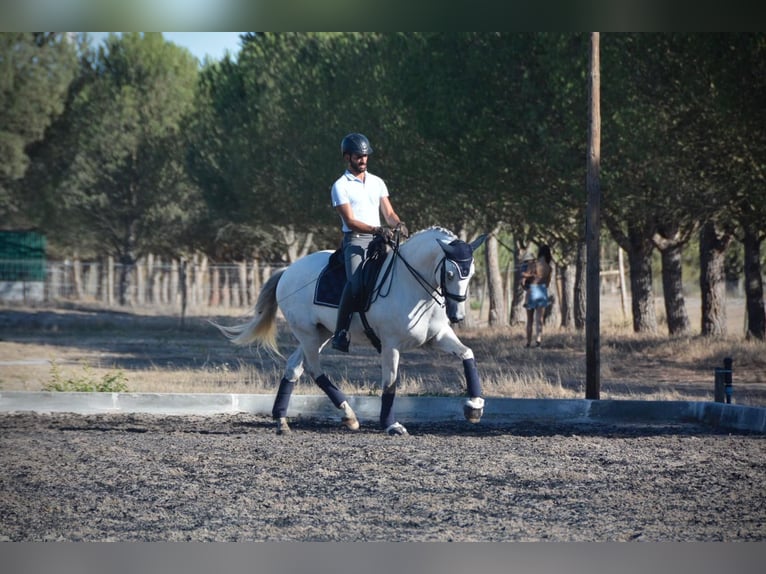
left=439, top=258, right=470, bottom=303
left=389, top=250, right=471, bottom=308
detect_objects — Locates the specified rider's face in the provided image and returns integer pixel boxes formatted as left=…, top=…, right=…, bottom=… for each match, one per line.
left=348, top=153, right=368, bottom=175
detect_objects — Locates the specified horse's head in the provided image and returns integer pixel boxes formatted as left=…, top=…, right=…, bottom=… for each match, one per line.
left=438, top=234, right=487, bottom=323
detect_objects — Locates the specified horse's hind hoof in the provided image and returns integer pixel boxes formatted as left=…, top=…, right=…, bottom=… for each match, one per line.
left=463, top=397, right=485, bottom=424
left=342, top=416, right=360, bottom=431
left=276, top=418, right=291, bottom=435
left=385, top=422, right=409, bottom=436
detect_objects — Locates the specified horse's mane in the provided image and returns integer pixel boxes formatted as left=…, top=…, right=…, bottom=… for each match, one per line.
left=408, top=226, right=457, bottom=242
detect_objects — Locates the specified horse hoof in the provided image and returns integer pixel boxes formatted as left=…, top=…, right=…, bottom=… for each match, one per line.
left=276, top=418, right=291, bottom=435
left=464, top=407, right=483, bottom=424
left=342, top=416, right=360, bottom=431
left=385, top=422, right=409, bottom=436
left=464, top=397, right=485, bottom=424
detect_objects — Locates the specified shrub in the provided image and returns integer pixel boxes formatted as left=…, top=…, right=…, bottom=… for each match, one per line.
left=44, top=362, right=129, bottom=393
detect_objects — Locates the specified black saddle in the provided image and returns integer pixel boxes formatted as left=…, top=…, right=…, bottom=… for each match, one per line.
left=314, top=249, right=346, bottom=308
left=314, top=235, right=390, bottom=312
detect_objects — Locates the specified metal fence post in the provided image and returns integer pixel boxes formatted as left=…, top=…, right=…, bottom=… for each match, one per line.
left=723, top=357, right=733, bottom=404
left=714, top=367, right=725, bottom=403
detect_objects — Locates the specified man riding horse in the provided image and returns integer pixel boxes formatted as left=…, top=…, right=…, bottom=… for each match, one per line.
left=330, top=133, right=408, bottom=353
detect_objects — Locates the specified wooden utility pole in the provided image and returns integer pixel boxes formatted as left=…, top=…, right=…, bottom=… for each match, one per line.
left=586, top=32, right=601, bottom=400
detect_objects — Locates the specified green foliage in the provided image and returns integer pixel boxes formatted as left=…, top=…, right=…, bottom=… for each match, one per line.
left=44, top=362, right=129, bottom=393
left=59, top=33, right=202, bottom=262
left=10, top=32, right=765, bottom=293
left=0, top=33, right=78, bottom=222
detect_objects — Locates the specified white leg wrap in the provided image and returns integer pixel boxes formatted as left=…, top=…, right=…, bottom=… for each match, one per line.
left=465, top=396, right=485, bottom=409
left=459, top=348, right=475, bottom=361
left=385, top=422, right=409, bottom=436
left=339, top=401, right=360, bottom=431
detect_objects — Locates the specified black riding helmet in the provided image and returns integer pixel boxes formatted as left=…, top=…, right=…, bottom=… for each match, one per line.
left=341, top=133, right=373, bottom=156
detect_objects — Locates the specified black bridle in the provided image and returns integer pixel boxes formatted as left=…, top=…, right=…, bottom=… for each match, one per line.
left=372, top=232, right=471, bottom=308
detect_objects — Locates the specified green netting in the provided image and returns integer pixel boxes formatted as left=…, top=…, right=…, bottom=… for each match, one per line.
left=0, top=231, right=47, bottom=281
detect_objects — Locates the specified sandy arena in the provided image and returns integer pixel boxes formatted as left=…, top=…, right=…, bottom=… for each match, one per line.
left=1, top=411, right=763, bottom=541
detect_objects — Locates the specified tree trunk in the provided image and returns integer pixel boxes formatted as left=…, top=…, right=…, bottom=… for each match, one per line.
left=179, top=257, right=188, bottom=328
left=618, top=247, right=628, bottom=319
left=699, top=221, right=731, bottom=337
left=625, top=229, right=658, bottom=333
left=743, top=225, right=765, bottom=340
left=485, top=232, right=506, bottom=327
left=146, top=254, right=158, bottom=304
left=559, top=262, right=575, bottom=329
left=106, top=255, right=115, bottom=305
left=117, top=256, right=134, bottom=306
left=281, top=225, right=315, bottom=263
left=210, top=266, right=220, bottom=306
left=195, top=254, right=208, bottom=307
left=135, top=258, right=145, bottom=305
left=659, top=244, right=691, bottom=335
left=544, top=263, right=560, bottom=327
left=653, top=227, right=692, bottom=336
left=251, top=257, right=261, bottom=306
left=509, top=241, right=528, bottom=326
left=238, top=261, right=248, bottom=307
left=72, top=256, right=83, bottom=299
left=574, top=240, right=586, bottom=330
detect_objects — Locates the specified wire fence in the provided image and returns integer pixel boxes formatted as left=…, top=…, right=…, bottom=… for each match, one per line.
left=1, top=257, right=290, bottom=311
left=1, top=256, right=491, bottom=316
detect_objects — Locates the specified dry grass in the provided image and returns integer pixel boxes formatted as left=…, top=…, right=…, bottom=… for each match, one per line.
left=1, top=296, right=764, bottom=407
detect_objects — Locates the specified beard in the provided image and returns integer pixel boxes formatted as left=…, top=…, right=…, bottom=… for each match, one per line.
left=349, top=157, right=368, bottom=175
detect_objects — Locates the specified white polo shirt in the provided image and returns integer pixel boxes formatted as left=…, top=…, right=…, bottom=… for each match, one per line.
left=331, top=170, right=389, bottom=233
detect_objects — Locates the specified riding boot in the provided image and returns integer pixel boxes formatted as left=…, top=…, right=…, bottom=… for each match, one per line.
left=332, top=282, right=355, bottom=352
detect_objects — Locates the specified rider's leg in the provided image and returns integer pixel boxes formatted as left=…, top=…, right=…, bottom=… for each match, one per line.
left=332, top=235, right=367, bottom=352
left=331, top=281, right=354, bottom=352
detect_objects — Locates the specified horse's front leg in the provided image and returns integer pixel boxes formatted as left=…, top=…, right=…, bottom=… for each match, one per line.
left=380, top=346, right=408, bottom=435
left=432, top=328, right=485, bottom=424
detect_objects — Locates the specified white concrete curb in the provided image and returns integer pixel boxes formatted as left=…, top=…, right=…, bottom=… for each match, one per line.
left=1, top=391, right=764, bottom=433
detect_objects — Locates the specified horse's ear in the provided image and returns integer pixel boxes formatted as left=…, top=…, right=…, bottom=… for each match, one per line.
left=470, top=234, right=488, bottom=252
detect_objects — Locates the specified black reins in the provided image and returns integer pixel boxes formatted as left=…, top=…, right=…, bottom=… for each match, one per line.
left=371, top=232, right=468, bottom=308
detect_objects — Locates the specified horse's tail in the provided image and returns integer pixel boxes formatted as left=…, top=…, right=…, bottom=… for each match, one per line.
left=211, top=268, right=285, bottom=356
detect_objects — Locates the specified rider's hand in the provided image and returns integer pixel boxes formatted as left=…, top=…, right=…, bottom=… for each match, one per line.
left=374, top=226, right=394, bottom=241
left=395, top=222, right=409, bottom=239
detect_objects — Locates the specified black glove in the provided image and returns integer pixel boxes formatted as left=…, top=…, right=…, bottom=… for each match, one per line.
left=395, top=222, right=409, bottom=239
left=374, top=226, right=394, bottom=241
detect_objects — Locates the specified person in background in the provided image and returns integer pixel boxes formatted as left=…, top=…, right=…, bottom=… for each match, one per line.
left=330, top=133, right=407, bottom=353
left=522, top=244, right=552, bottom=347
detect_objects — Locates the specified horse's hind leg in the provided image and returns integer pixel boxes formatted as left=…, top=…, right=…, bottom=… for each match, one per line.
left=299, top=336, right=360, bottom=431
left=272, top=348, right=306, bottom=435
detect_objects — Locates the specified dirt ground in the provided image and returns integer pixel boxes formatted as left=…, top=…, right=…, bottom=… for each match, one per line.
left=1, top=411, right=764, bottom=542
left=1, top=304, right=765, bottom=542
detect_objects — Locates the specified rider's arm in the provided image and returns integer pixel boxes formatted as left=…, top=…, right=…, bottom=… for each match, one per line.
left=379, top=196, right=402, bottom=228
left=335, top=204, right=380, bottom=234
